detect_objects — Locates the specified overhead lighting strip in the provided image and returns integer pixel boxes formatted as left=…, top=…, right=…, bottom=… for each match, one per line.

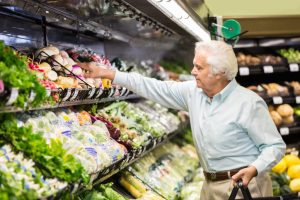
left=148, top=0, right=211, bottom=41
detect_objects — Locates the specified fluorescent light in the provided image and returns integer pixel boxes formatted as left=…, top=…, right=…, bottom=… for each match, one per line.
left=147, top=0, right=211, bottom=41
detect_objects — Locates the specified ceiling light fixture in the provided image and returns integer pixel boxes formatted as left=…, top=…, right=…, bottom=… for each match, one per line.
left=147, top=0, right=210, bottom=41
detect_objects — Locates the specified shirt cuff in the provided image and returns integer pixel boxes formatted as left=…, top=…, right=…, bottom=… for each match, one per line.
left=113, top=71, right=128, bottom=85
left=250, top=160, right=266, bottom=175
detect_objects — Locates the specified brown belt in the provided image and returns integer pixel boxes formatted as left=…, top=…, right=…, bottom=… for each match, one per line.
left=204, top=166, right=247, bottom=182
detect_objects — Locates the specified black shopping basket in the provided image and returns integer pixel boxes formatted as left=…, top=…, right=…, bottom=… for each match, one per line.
left=229, top=181, right=300, bottom=200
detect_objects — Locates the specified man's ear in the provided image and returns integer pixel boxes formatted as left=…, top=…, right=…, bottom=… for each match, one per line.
left=215, top=71, right=226, bottom=80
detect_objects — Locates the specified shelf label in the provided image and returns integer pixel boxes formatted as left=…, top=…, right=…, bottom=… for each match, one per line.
left=46, top=89, right=51, bottom=97
left=273, top=96, right=283, bottom=104
left=69, top=89, right=79, bottom=101
left=296, top=96, right=300, bottom=104
left=263, top=65, right=273, bottom=74
left=95, top=89, right=103, bottom=98
left=87, top=88, right=96, bottom=98
left=62, top=89, right=72, bottom=101
left=6, top=88, right=19, bottom=106
left=279, top=127, right=289, bottom=136
left=239, top=67, right=250, bottom=76
left=289, top=63, right=299, bottom=72
left=28, top=91, right=36, bottom=103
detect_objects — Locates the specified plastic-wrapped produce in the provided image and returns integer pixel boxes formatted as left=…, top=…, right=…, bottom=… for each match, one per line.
left=126, top=142, right=199, bottom=200
left=0, top=145, right=67, bottom=198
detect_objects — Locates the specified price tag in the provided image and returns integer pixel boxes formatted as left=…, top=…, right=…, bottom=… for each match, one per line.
left=28, top=91, right=36, bottom=103
left=87, top=88, right=96, bottom=98
left=6, top=88, right=19, bottom=106
left=46, top=89, right=51, bottom=97
left=69, top=89, right=79, bottom=101
left=95, top=89, right=103, bottom=98
left=273, top=96, right=283, bottom=104
left=239, top=67, right=250, bottom=76
left=108, top=88, right=115, bottom=97
left=120, top=87, right=127, bottom=96
left=296, top=96, right=300, bottom=104
left=280, top=127, right=289, bottom=136
left=263, top=65, right=274, bottom=73
left=62, top=89, right=72, bottom=101
left=289, top=63, right=299, bottom=72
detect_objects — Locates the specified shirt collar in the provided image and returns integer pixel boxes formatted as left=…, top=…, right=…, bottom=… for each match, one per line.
left=218, top=78, right=238, bottom=101
left=202, top=79, right=238, bottom=103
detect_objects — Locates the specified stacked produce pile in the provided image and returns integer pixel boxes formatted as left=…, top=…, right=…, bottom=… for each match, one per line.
left=0, top=99, right=182, bottom=197
left=247, top=83, right=289, bottom=98
left=278, top=48, right=300, bottom=64
left=0, top=113, right=89, bottom=184
left=79, top=183, right=128, bottom=200
left=94, top=101, right=180, bottom=149
left=0, top=144, right=67, bottom=199
left=0, top=41, right=48, bottom=108
left=236, top=52, right=284, bottom=66
left=269, top=104, right=295, bottom=126
left=180, top=168, right=205, bottom=200
left=271, top=151, right=300, bottom=195
left=287, top=81, right=300, bottom=95
left=18, top=109, right=126, bottom=175
left=119, top=142, right=199, bottom=199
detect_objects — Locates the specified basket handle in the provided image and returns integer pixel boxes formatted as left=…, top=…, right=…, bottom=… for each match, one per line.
left=228, top=180, right=253, bottom=200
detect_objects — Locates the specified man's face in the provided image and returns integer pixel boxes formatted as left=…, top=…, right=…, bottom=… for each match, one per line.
left=191, top=52, right=219, bottom=90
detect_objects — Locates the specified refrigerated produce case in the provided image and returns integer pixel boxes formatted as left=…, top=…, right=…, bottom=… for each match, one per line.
left=1, top=0, right=300, bottom=199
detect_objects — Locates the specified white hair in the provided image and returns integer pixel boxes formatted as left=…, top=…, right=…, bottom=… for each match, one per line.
left=195, top=41, right=238, bottom=80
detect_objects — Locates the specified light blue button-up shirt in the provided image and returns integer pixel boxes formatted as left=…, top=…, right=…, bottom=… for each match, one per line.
left=113, top=71, right=286, bottom=174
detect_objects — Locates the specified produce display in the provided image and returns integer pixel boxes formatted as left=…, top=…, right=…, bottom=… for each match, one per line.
left=247, top=83, right=290, bottom=97
left=17, top=109, right=126, bottom=174
left=286, top=81, right=300, bottom=95
left=271, top=152, right=300, bottom=194
left=180, top=168, right=205, bottom=200
left=0, top=144, right=67, bottom=199
left=35, top=46, right=111, bottom=89
left=66, top=47, right=114, bottom=89
left=0, top=41, right=47, bottom=108
left=278, top=48, right=300, bottom=63
left=95, top=101, right=180, bottom=149
left=262, top=83, right=289, bottom=97
left=79, top=183, right=128, bottom=200
left=269, top=104, right=295, bottom=126
left=121, top=142, right=199, bottom=199
left=0, top=113, right=89, bottom=184
left=236, top=52, right=284, bottom=66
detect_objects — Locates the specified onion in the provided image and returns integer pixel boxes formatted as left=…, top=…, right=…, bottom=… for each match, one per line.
left=52, top=54, right=64, bottom=71
left=46, top=70, right=58, bottom=81
left=60, top=50, right=69, bottom=58
left=38, top=62, right=51, bottom=73
left=35, top=46, right=59, bottom=60
left=64, top=64, right=73, bottom=75
left=72, top=65, right=83, bottom=76
left=66, top=57, right=76, bottom=66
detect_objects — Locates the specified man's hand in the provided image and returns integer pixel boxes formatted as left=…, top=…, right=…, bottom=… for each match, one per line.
left=231, top=165, right=257, bottom=187
left=78, top=62, right=116, bottom=80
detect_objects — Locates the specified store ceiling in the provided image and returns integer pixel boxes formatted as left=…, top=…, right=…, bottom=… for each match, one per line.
left=185, top=0, right=300, bottom=38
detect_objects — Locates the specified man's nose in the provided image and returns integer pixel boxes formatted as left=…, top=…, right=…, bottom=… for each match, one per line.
left=191, top=67, right=197, bottom=76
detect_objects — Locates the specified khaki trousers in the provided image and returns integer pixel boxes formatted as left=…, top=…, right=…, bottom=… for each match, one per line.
left=200, top=172, right=273, bottom=200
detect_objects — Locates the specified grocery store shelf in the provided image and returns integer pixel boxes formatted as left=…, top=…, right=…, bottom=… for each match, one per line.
left=238, top=63, right=300, bottom=76
left=263, top=96, right=300, bottom=105
left=0, top=94, right=141, bottom=113
left=279, top=126, right=300, bottom=136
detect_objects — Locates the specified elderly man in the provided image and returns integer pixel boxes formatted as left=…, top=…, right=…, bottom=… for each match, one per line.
left=80, top=41, right=286, bottom=199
